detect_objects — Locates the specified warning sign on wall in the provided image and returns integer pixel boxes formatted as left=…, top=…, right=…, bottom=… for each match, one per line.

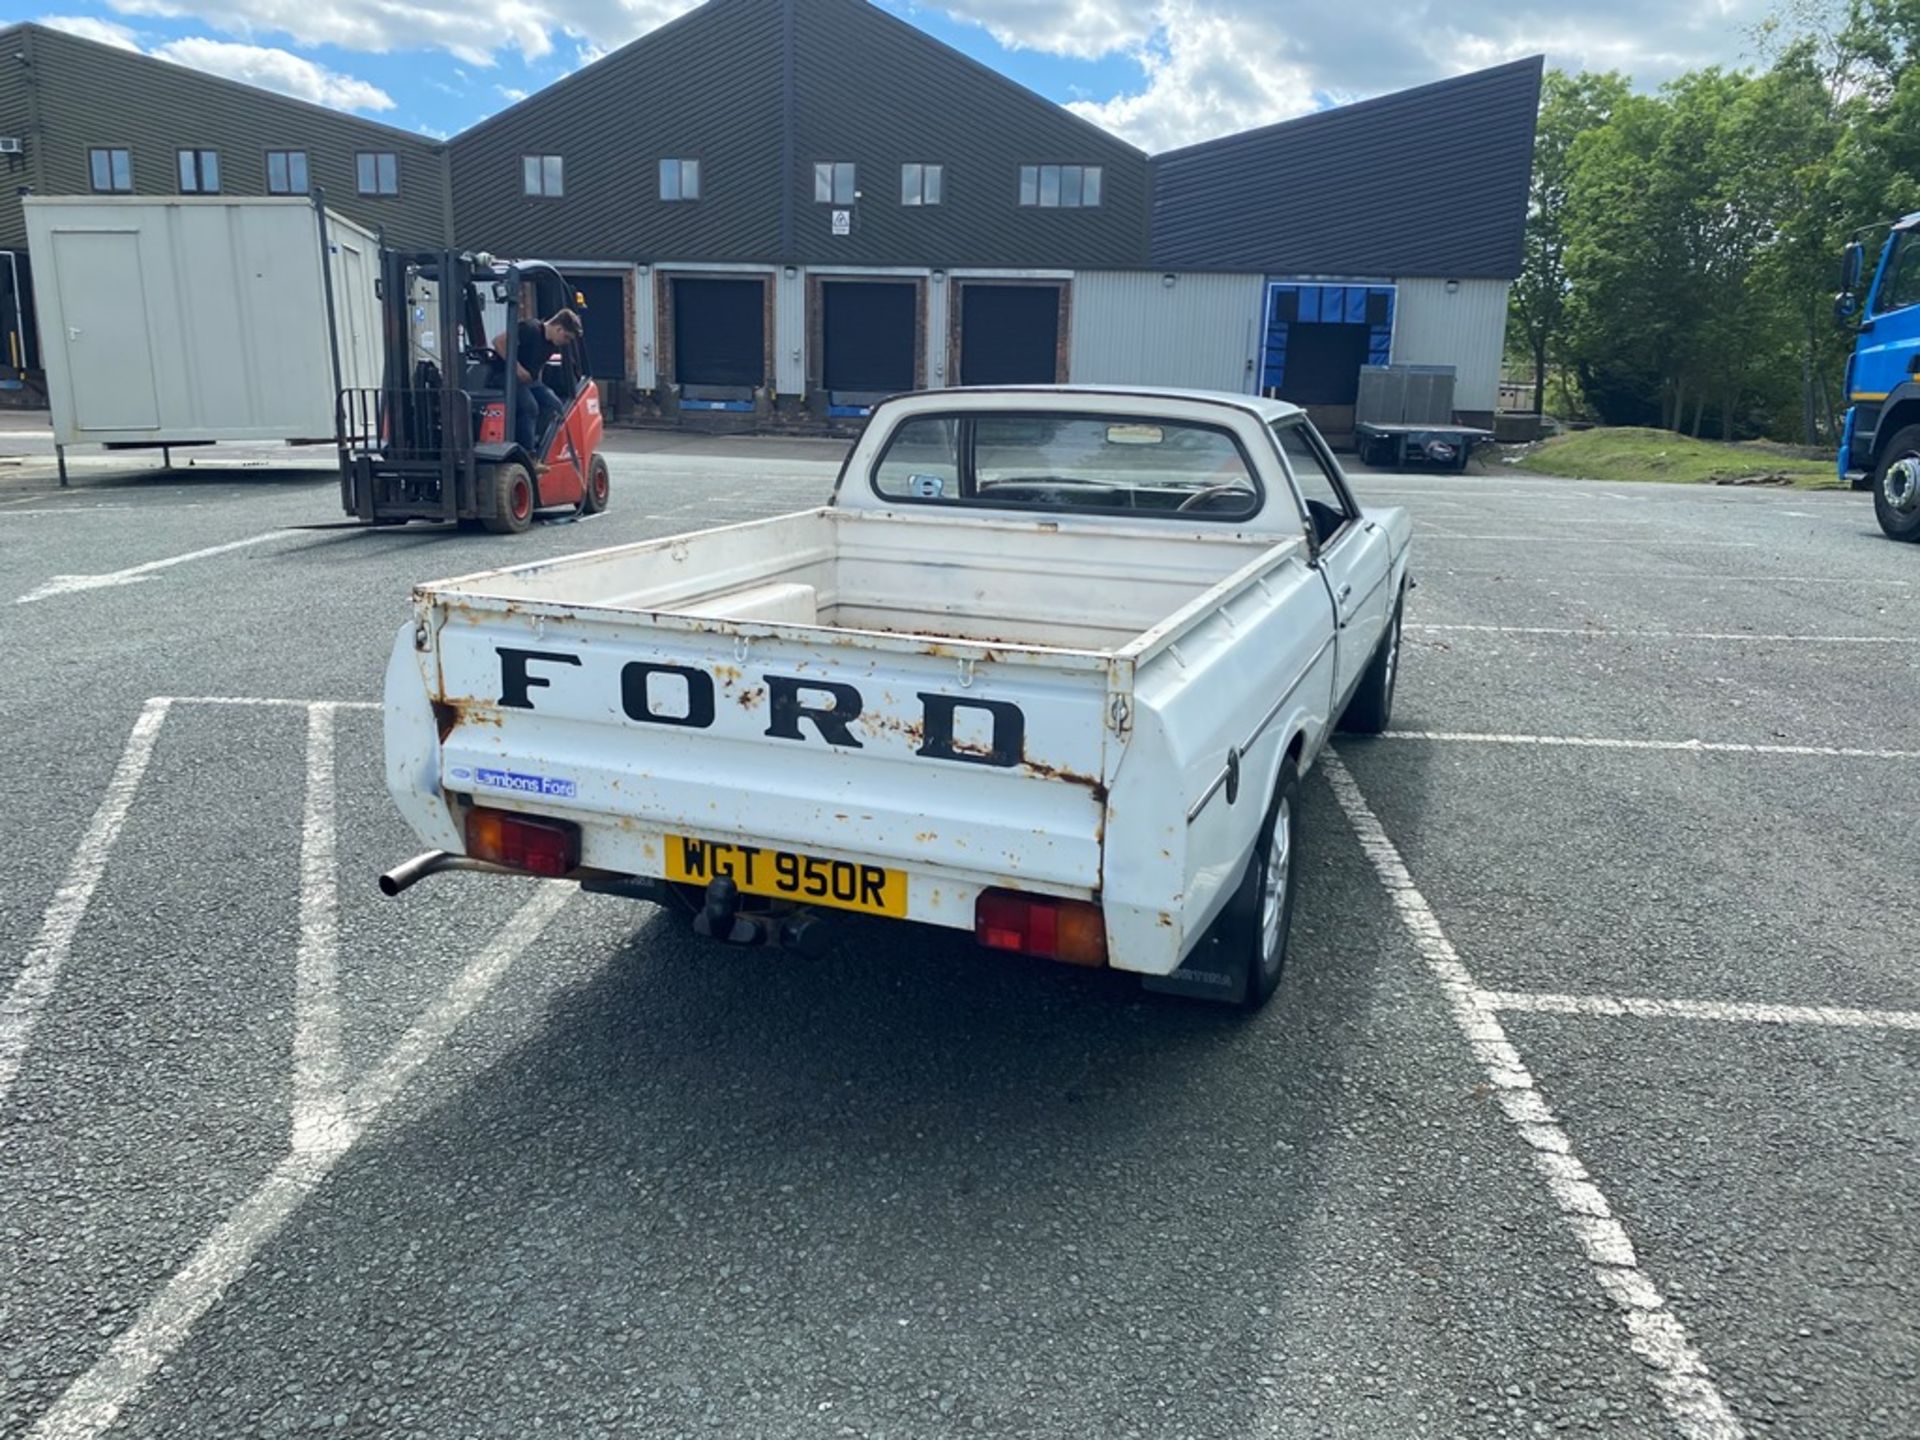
left=831, top=209, right=851, bottom=237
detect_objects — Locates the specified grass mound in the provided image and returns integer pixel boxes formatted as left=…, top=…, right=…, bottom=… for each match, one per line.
left=1510, top=427, right=1839, bottom=488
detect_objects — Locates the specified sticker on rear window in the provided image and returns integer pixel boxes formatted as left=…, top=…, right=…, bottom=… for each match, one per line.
left=474, top=767, right=577, bottom=799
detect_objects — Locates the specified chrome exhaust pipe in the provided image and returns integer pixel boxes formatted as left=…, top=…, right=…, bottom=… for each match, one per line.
left=378, top=851, right=520, bottom=897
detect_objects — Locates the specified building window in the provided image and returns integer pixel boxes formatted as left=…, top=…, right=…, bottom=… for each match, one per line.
left=1019, top=163, right=1102, bottom=208
left=89, top=147, right=132, bottom=193
left=177, top=149, right=220, bottom=194
left=356, top=151, right=398, bottom=196
left=659, top=157, right=700, bottom=201
left=813, top=161, right=855, bottom=205
left=266, top=150, right=308, bottom=195
left=901, top=162, right=943, bottom=206
left=522, top=154, right=564, bottom=197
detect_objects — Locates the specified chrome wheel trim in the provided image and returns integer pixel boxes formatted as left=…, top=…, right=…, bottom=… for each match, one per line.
left=1259, top=796, right=1293, bottom=971
left=1885, top=455, right=1920, bottom=515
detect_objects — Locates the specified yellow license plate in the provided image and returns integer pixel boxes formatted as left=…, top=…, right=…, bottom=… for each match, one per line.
left=663, top=835, right=908, bottom=918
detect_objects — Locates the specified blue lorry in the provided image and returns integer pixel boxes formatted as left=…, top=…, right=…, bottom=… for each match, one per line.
left=1837, top=215, right=1920, bottom=540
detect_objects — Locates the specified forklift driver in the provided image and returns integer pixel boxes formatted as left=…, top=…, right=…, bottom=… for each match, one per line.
left=493, top=309, right=583, bottom=465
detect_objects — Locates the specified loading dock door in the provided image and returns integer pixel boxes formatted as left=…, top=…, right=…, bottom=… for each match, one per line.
left=1261, top=283, right=1394, bottom=405
left=822, top=280, right=915, bottom=396
left=959, top=284, right=1060, bottom=385
left=569, top=273, right=628, bottom=383
left=672, top=276, right=764, bottom=394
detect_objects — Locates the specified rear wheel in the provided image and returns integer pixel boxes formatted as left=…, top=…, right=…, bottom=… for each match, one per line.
left=1338, top=590, right=1404, bottom=734
left=481, top=461, right=536, bottom=535
left=1220, top=758, right=1301, bottom=1011
left=1871, top=424, right=1920, bottom=541
left=583, top=453, right=611, bottom=514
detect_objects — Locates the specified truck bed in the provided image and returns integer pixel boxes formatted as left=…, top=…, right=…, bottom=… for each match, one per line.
left=424, top=506, right=1286, bottom=657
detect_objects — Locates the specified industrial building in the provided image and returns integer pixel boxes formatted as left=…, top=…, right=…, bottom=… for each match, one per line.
left=0, top=1, right=1541, bottom=438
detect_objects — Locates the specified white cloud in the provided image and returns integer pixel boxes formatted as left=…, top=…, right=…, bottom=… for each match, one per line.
left=936, top=0, right=1781, bottom=151
left=1063, top=4, right=1319, bottom=153
left=929, top=0, right=1157, bottom=60
left=106, top=0, right=699, bottom=68
left=39, top=13, right=142, bottom=49
left=496, top=84, right=530, bottom=102
left=150, top=35, right=395, bottom=110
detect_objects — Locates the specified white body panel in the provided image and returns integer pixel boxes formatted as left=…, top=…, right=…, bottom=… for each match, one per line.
left=385, top=387, right=1412, bottom=976
left=24, top=196, right=381, bottom=447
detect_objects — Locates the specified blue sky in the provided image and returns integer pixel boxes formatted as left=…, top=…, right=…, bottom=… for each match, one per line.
left=30, top=0, right=1773, bottom=152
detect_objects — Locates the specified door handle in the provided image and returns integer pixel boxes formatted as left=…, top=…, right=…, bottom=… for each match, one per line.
left=1337, top=583, right=1353, bottom=602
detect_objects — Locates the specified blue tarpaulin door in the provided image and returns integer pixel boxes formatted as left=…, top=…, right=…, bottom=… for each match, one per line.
left=1261, top=283, right=1394, bottom=398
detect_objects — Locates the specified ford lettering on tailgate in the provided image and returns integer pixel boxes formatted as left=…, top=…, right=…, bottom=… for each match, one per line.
left=495, top=647, right=1029, bottom=768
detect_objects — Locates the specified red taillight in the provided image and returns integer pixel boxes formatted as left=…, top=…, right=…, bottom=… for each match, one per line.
left=465, top=807, right=580, bottom=877
left=974, top=890, right=1107, bottom=967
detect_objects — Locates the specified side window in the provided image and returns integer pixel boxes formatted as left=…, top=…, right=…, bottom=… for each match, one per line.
left=1877, top=233, right=1920, bottom=315
left=1272, top=421, right=1355, bottom=545
left=873, top=416, right=961, bottom=499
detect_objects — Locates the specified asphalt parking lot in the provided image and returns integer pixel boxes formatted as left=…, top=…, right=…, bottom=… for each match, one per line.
left=1, top=417, right=1915, bottom=1439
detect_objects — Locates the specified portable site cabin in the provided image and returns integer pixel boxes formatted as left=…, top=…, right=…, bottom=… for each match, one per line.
left=23, top=196, right=382, bottom=475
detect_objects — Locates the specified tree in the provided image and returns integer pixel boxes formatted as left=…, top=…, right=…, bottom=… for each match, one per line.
left=1507, top=71, right=1629, bottom=415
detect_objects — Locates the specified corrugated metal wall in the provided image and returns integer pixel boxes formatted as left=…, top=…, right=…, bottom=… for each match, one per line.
left=0, top=28, right=33, bottom=248
left=1388, top=277, right=1509, bottom=413
left=789, top=0, right=1149, bottom=269
left=12, top=26, right=448, bottom=249
left=1151, top=58, right=1541, bottom=279
left=449, top=0, right=785, bottom=263
left=1067, top=271, right=1264, bottom=394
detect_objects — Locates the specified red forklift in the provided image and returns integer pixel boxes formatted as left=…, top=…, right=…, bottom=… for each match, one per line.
left=336, top=249, right=610, bottom=532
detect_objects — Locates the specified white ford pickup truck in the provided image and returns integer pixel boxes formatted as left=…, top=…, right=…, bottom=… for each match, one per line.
left=381, top=387, right=1411, bottom=1007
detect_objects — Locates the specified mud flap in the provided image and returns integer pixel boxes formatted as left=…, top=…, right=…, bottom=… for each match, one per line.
left=1139, top=933, right=1248, bottom=1005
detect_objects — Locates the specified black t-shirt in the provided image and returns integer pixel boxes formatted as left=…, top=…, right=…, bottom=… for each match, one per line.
left=515, top=320, right=551, bottom=379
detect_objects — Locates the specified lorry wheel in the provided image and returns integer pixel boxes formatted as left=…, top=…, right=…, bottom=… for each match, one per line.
left=1222, top=758, right=1301, bottom=1011
left=1337, top=591, right=1404, bottom=734
left=584, top=454, right=611, bottom=515
left=481, top=462, right=536, bottom=535
left=1872, top=425, right=1920, bottom=541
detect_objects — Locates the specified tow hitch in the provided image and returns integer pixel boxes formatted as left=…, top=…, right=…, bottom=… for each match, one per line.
left=692, top=876, right=834, bottom=954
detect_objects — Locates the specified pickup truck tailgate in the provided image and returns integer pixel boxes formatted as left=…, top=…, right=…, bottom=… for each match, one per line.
left=401, top=599, right=1116, bottom=895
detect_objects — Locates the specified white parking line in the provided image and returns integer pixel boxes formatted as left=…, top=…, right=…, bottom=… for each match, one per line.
left=164, top=696, right=382, bottom=710
left=1422, top=536, right=1759, bottom=546
left=1380, top=730, right=1920, bottom=760
left=0, top=700, right=170, bottom=1112
left=28, top=884, right=575, bottom=1440
left=1425, top=571, right=1911, bottom=586
left=1325, top=757, right=1745, bottom=1440
left=1407, top=624, right=1908, bottom=644
left=292, top=704, right=345, bottom=1153
left=1480, top=990, right=1920, bottom=1031
left=15, top=530, right=291, bottom=603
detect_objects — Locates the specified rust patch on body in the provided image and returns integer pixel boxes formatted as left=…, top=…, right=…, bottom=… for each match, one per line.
left=432, top=697, right=504, bottom=740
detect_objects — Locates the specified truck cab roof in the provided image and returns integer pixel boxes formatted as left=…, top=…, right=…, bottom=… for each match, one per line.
left=881, top=385, right=1306, bottom=426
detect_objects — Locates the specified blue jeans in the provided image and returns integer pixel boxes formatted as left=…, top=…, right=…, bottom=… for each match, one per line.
left=514, top=382, right=563, bottom=456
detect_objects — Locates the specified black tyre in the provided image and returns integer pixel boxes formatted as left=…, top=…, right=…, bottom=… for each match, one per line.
left=1220, top=758, right=1302, bottom=1011
left=583, top=454, right=611, bottom=515
left=1871, top=424, right=1920, bottom=541
left=481, top=462, right=536, bottom=535
left=1337, top=590, right=1404, bottom=734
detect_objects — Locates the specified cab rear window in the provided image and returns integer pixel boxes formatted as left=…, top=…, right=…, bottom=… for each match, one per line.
left=872, top=412, right=1262, bottom=520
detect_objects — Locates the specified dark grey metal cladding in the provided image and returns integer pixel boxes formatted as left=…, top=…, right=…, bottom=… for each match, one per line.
left=1, top=24, right=449, bottom=248
left=786, top=0, right=1148, bottom=268
left=1150, top=56, right=1544, bottom=279
left=448, top=0, right=785, bottom=262
left=0, top=27, right=33, bottom=247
